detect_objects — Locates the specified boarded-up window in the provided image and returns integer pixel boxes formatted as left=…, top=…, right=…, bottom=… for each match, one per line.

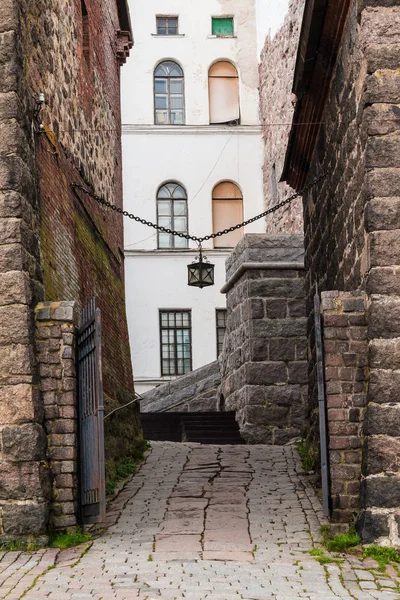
left=209, top=62, right=239, bottom=125
left=212, top=182, right=243, bottom=248
left=212, top=17, right=234, bottom=36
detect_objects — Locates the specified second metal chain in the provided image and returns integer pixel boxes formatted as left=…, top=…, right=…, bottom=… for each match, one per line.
left=72, top=171, right=327, bottom=244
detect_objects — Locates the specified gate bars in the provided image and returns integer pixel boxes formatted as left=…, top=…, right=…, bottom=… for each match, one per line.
left=77, top=298, right=106, bottom=524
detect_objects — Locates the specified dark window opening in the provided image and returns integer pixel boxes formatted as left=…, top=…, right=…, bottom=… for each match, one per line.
left=81, top=0, right=90, bottom=67
left=271, top=164, right=279, bottom=205
left=160, top=310, right=192, bottom=376
left=157, top=16, right=179, bottom=35
left=216, top=309, right=227, bottom=356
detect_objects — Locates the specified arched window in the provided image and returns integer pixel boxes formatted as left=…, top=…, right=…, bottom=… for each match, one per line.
left=157, top=182, right=188, bottom=248
left=154, top=61, right=185, bottom=125
left=212, top=182, right=243, bottom=248
left=208, top=61, right=240, bottom=125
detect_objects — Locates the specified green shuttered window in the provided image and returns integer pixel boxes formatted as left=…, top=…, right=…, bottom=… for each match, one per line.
left=212, top=17, right=234, bottom=37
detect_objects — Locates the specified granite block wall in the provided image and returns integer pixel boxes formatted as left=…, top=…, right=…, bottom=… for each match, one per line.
left=140, top=361, right=221, bottom=414
left=220, top=234, right=308, bottom=444
left=0, top=0, right=136, bottom=538
left=259, top=0, right=305, bottom=234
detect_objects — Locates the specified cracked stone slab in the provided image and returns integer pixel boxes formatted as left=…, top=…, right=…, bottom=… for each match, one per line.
left=4, top=442, right=400, bottom=600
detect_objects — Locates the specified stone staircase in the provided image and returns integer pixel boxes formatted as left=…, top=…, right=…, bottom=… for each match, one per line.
left=140, top=411, right=244, bottom=445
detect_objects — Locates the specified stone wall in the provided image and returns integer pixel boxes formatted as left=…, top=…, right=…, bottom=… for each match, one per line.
left=140, top=362, right=221, bottom=414
left=259, top=0, right=305, bottom=234
left=23, top=0, right=133, bottom=400
left=0, top=0, right=137, bottom=538
left=219, top=234, right=308, bottom=444
left=270, top=0, right=400, bottom=540
left=321, top=292, right=368, bottom=528
left=35, top=301, right=79, bottom=530
left=0, top=0, right=49, bottom=540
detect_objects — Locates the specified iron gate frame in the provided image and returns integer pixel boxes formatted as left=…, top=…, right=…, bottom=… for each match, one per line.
left=314, top=284, right=331, bottom=519
left=77, top=298, right=106, bottom=525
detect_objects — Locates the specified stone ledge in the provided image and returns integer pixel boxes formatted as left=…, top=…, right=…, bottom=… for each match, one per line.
left=35, top=301, right=78, bottom=323
left=221, top=262, right=305, bottom=294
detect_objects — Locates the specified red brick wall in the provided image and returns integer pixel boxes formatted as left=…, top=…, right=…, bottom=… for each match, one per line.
left=20, top=0, right=134, bottom=398
left=321, top=291, right=368, bottom=529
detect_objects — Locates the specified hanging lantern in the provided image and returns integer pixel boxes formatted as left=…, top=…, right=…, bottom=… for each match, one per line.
left=187, top=245, right=215, bottom=289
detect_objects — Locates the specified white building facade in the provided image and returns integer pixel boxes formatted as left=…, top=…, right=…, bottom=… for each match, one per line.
left=122, top=0, right=265, bottom=394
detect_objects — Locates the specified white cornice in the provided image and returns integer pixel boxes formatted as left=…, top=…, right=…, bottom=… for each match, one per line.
left=125, top=248, right=231, bottom=258
left=122, top=124, right=262, bottom=136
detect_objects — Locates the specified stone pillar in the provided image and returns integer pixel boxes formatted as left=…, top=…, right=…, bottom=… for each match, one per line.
left=0, top=1, right=49, bottom=540
left=360, top=195, right=400, bottom=543
left=35, top=301, right=79, bottom=530
left=356, top=3, right=400, bottom=544
left=321, top=291, right=368, bottom=528
left=220, top=234, right=308, bottom=444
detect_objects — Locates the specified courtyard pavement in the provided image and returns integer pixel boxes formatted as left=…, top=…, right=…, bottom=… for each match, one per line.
left=1, top=442, right=400, bottom=599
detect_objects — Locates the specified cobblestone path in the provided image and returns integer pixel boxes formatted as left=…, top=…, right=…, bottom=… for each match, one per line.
left=2, top=442, right=400, bottom=599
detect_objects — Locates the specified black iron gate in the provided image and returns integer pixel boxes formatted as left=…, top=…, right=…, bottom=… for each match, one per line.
left=314, top=284, right=331, bottom=518
left=77, top=298, right=106, bottom=524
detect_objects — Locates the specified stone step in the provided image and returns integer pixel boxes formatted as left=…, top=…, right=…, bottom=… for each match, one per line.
left=140, top=411, right=243, bottom=445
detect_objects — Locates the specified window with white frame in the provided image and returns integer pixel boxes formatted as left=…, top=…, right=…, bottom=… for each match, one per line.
left=154, top=61, right=185, bottom=125
left=157, top=182, right=188, bottom=249
left=160, top=310, right=192, bottom=376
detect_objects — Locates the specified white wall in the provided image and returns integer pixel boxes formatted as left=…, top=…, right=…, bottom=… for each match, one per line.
left=122, top=0, right=259, bottom=126
left=123, top=128, right=264, bottom=394
left=123, top=129, right=265, bottom=252
left=125, top=251, right=229, bottom=394
left=122, top=0, right=265, bottom=393
left=256, top=0, right=290, bottom=55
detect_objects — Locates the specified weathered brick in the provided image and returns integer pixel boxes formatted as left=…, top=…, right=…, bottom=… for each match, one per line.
left=328, top=408, right=348, bottom=422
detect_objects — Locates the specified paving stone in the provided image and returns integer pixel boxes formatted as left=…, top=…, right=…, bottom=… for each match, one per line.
left=1, top=442, right=399, bottom=599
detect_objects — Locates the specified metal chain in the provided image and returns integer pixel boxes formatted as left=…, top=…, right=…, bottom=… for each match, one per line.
left=72, top=171, right=328, bottom=244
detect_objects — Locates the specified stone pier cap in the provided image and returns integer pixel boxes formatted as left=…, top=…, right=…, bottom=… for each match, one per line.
left=221, top=234, right=305, bottom=294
